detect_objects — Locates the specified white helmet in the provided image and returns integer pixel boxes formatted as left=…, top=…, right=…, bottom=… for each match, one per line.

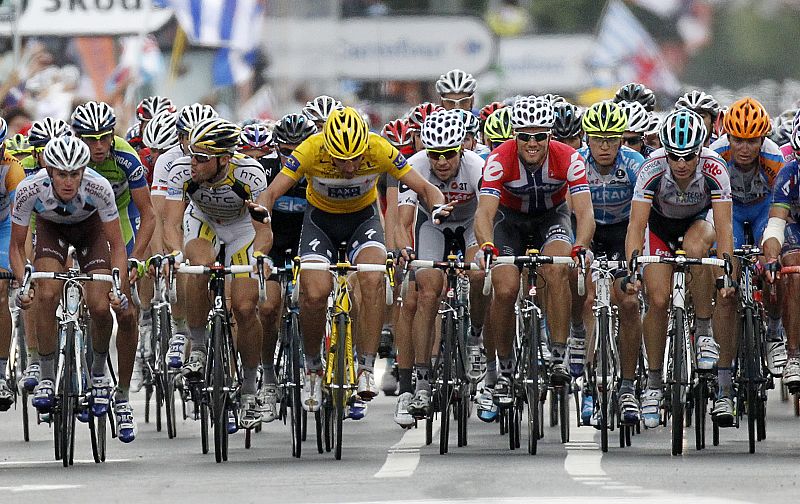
left=302, top=95, right=343, bottom=123
left=421, top=110, right=466, bottom=150
left=176, top=103, right=218, bottom=136
left=617, top=101, right=651, bottom=134
left=44, top=135, right=90, bottom=172
left=435, top=69, right=477, bottom=95
left=791, top=109, right=800, bottom=151
left=675, top=90, right=721, bottom=120
left=511, top=97, right=555, bottom=129
left=143, top=111, right=179, bottom=150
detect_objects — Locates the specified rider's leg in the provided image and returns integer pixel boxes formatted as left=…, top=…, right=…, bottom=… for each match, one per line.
left=540, top=239, right=573, bottom=374
left=183, top=238, right=217, bottom=361
left=258, top=279, right=282, bottom=384
left=411, top=268, right=444, bottom=394
left=231, top=277, right=263, bottom=395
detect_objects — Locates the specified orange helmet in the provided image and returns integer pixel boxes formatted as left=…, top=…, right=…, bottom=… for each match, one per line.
left=723, top=97, right=771, bottom=139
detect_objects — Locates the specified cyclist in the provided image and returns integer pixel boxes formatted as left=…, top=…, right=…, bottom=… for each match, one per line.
left=675, top=90, right=721, bottom=147
left=395, top=110, right=485, bottom=425
left=24, top=118, right=72, bottom=175
left=475, top=96, right=595, bottom=408
left=479, top=102, right=505, bottom=131
left=436, top=68, right=477, bottom=111
left=552, top=102, right=584, bottom=150
left=407, top=102, right=444, bottom=153
left=617, top=100, right=655, bottom=158
left=0, top=117, right=25, bottom=410
left=163, top=117, right=268, bottom=429
left=482, top=107, right=514, bottom=151
left=250, top=107, right=451, bottom=414
left=10, top=136, right=136, bottom=441
left=778, top=110, right=799, bottom=163
left=71, top=101, right=156, bottom=395
left=763, top=122, right=800, bottom=388
left=154, top=104, right=219, bottom=369
left=613, top=82, right=657, bottom=112
left=577, top=101, right=645, bottom=425
left=302, top=95, right=343, bottom=130
left=459, top=110, right=491, bottom=158
left=624, top=109, right=737, bottom=426
left=5, top=133, right=33, bottom=163
left=711, top=97, right=786, bottom=373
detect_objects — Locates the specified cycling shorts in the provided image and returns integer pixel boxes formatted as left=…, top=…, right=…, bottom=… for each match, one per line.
left=645, top=209, right=712, bottom=257
left=783, top=222, right=800, bottom=255
left=732, top=199, right=770, bottom=248
left=35, top=214, right=111, bottom=272
left=0, top=216, right=10, bottom=271
left=593, top=221, right=628, bottom=262
left=414, top=210, right=477, bottom=262
left=298, top=203, right=385, bottom=263
left=183, top=204, right=255, bottom=278
left=493, top=202, right=573, bottom=257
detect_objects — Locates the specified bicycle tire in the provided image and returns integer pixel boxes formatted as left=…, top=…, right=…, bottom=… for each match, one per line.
left=144, top=383, right=151, bottom=424
left=743, top=308, right=757, bottom=454
left=323, top=400, right=333, bottom=452
left=671, top=309, right=686, bottom=456
left=598, top=307, right=609, bottom=452
left=61, top=322, right=76, bottom=467
left=289, top=313, right=303, bottom=458
left=559, top=385, right=570, bottom=443
left=526, top=310, right=541, bottom=455
left=14, top=320, right=30, bottom=443
left=334, top=314, right=347, bottom=460
left=440, top=312, right=454, bottom=455
left=199, top=394, right=209, bottom=454
left=315, top=410, right=323, bottom=454
left=211, top=315, right=227, bottom=463
left=694, top=377, right=707, bottom=450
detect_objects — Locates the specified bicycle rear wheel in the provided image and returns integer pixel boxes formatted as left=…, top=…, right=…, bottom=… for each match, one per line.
left=671, top=309, right=686, bottom=456
left=743, top=308, right=757, bottom=454
left=694, top=375, right=707, bottom=450
left=288, top=314, right=303, bottom=458
left=333, top=315, right=347, bottom=460
left=598, top=307, right=610, bottom=452
left=525, top=312, right=541, bottom=455
left=61, top=323, right=76, bottom=467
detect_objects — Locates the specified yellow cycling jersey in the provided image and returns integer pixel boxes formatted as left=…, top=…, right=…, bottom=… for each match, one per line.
left=281, top=132, right=411, bottom=214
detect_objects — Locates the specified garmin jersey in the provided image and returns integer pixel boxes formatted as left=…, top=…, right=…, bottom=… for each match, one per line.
left=281, top=132, right=412, bottom=214
left=0, top=153, right=25, bottom=222
left=12, top=168, right=119, bottom=226
left=711, top=135, right=784, bottom=206
left=772, top=159, right=800, bottom=222
left=399, top=149, right=483, bottom=223
left=88, top=136, right=148, bottom=209
left=20, top=155, right=39, bottom=176
left=578, top=145, right=644, bottom=225
left=472, top=143, right=491, bottom=160
left=479, top=139, right=590, bottom=213
left=633, top=147, right=732, bottom=219
left=166, top=153, right=266, bottom=224
left=150, top=144, right=185, bottom=197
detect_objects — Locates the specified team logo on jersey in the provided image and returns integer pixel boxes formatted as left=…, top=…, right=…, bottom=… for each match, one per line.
left=284, top=155, right=300, bottom=172
left=615, top=168, right=626, bottom=179
left=703, top=162, right=723, bottom=177
left=483, top=155, right=504, bottom=182
left=393, top=154, right=408, bottom=169
left=328, top=186, right=361, bottom=199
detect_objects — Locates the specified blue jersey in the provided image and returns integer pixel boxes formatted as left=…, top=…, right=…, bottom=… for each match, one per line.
left=772, top=159, right=800, bottom=222
left=579, top=145, right=644, bottom=225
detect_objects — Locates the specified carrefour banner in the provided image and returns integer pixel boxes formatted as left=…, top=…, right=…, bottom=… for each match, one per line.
left=264, top=16, right=495, bottom=80
left=0, top=0, right=173, bottom=36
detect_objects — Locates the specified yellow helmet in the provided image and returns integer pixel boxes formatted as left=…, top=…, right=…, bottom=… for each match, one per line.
left=323, top=107, right=369, bottom=160
left=582, top=101, right=628, bottom=134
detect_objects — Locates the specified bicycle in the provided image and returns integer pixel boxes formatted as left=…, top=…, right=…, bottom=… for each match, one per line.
left=406, top=255, right=477, bottom=454
left=271, top=254, right=322, bottom=457
left=177, top=257, right=266, bottom=463
left=586, top=257, right=626, bottom=453
left=632, top=250, right=731, bottom=456
left=485, top=249, right=575, bottom=454
left=20, top=264, right=123, bottom=467
left=295, top=247, right=394, bottom=460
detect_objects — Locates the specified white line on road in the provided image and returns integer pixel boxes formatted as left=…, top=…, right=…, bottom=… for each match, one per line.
left=0, top=484, right=83, bottom=493
left=374, top=424, right=438, bottom=479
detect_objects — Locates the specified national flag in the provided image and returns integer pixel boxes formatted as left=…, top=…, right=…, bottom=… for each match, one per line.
left=589, top=0, right=681, bottom=95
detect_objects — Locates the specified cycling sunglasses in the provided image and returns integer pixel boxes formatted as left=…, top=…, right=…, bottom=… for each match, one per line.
left=188, top=147, right=224, bottom=163
left=587, top=134, right=623, bottom=145
left=441, top=96, right=472, bottom=107
left=667, top=151, right=699, bottom=163
left=516, top=131, right=551, bottom=143
left=79, top=131, right=113, bottom=141
left=623, top=135, right=643, bottom=146
left=426, top=146, right=461, bottom=160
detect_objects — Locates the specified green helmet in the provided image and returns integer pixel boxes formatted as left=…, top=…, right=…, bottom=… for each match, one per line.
left=5, top=134, right=33, bottom=156
left=582, top=101, right=628, bottom=134
left=483, top=108, right=513, bottom=142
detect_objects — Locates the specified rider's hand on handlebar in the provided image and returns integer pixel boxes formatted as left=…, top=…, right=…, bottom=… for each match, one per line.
left=246, top=200, right=272, bottom=224
left=397, top=247, right=415, bottom=268
left=764, top=259, right=780, bottom=284
left=16, top=287, right=34, bottom=309
left=431, top=204, right=453, bottom=225
left=109, top=291, right=129, bottom=312
left=475, top=242, right=498, bottom=269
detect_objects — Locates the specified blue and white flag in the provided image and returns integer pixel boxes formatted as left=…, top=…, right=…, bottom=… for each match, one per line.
left=589, top=0, right=681, bottom=95
left=157, top=0, right=264, bottom=86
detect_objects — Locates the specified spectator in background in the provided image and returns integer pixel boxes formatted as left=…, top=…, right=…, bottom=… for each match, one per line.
left=4, top=108, right=32, bottom=136
left=486, top=0, right=530, bottom=37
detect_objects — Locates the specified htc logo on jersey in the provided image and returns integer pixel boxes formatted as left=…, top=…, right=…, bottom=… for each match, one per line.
left=194, top=192, right=238, bottom=205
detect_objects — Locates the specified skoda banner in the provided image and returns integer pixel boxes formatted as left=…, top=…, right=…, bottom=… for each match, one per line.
left=264, top=16, right=495, bottom=80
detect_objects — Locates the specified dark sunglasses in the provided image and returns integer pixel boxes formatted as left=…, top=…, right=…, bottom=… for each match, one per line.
left=516, top=131, right=550, bottom=143
left=623, top=136, right=643, bottom=146
left=667, top=151, right=699, bottom=163
left=490, top=141, right=508, bottom=150
left=587, top=134, right=623, bottom=145
left=426, top=147, right=461, bottom=160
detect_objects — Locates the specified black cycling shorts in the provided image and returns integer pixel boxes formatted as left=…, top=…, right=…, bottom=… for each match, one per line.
left=298, top=203, right=385, bottom=263
left=493, top=202, right=573, bottom=256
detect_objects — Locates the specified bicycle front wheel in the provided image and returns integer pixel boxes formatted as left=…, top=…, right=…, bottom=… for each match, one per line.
left=211, top=316, right=228, bottom=463
left=598, top=307, right=610, bottom=452
left=440, top=312, right=454, bottom=455
left=333, top=314, right=348, bottom=460
left=60, top=323, right=77, bottom=467
left=288, top=314, right=303, bottom=458
left=525, top=312, right=541, bottom=455
left=671, top=309, right=686, bottom=456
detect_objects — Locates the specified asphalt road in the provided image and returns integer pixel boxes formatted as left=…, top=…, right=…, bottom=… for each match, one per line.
left=1, top=361, right=798, bottom=504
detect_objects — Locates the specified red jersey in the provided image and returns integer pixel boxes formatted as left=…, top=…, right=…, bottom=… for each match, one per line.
left=480, top=139, right=589, bottom=213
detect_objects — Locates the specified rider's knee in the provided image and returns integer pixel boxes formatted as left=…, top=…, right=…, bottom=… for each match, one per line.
left=647, top=288, right=670, bottom=311
left=86, top=294, right=112, bottom=320
left=619, top=295, right=639, bottom=318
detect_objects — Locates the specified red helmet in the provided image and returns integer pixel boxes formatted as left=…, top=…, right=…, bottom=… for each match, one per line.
left=381, top=119, right=413, bottom=147
left=479, top=101, right=505, bottom=123
left=407, top=102, right=444, bottom=131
